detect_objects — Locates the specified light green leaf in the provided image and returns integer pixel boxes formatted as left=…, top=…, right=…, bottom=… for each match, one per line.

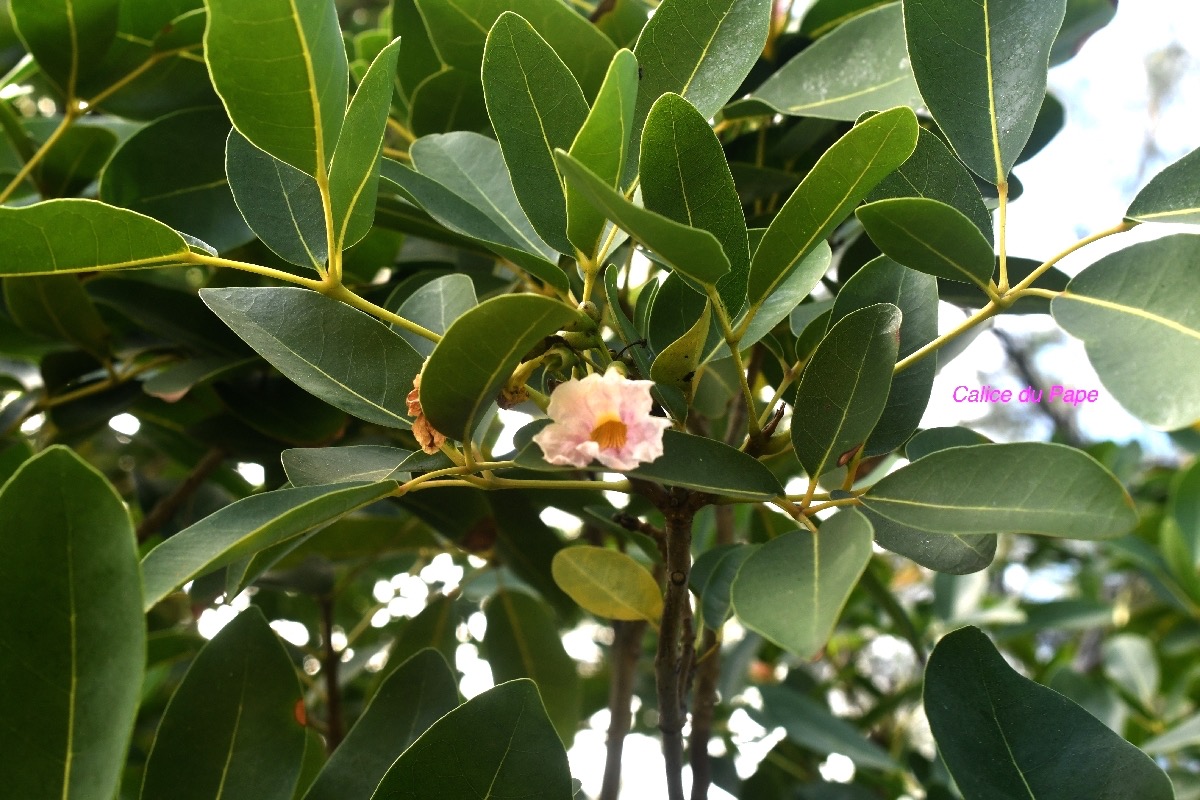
left=486, top=590, right=581, bottom=743
left=732, top=509, right=874, bottom=659
left=1143, top=713, right=1200, bottom=755
left=867, top=505, right=997, bottom=574
left=651, top=298, right=711, bottom=403
left=483, top=12, right=589, bottom=255
left=739, top=3, right=922, bottom=121
left=556, top=150, right=731, bottom=287
left=303, top=650, right=458, bottom=800
left=140, top=608, right=305, bottom=800
left=863, top=442, right=1138, bottom=539
left=1051, top=234, right=1200, bottom=429
left=201, top=287, right=424, bottom=428
left=904, top=0, right=1067, bottom=183
left=792, top=303, right=901, bottom=479
left=0, top=199, right=189, bottom=276
left=141, top=481, right=396, bottom=610
left=552, top=546, right=662, bottom=622
left=906, top=426, right=991, bottom=461
left=0, top=446, right=144, bottom=800
left=747, top=106, right=918, bottom=307
left=566, top=49, right=639, bottom=260
left=328, top=37, right=401, bottom=251
left=857, top=197, right=995, bottom=288
left=735, top=242, right=831, bottom=353
left=420, top=294, right=580, bottom=442
left=205, top=0, right=348, bottom=176
left=370, top=680, right=572, bottom=800
left=282, top=446, right=413, bottom=486
left=755, top=684, right=899, bottom=772
left=394, top=273, right=478, bottom=357
left=925, top=626, right=1174, bottom=800
left=1127, top=145, right=1200, bottom=224
left=4, top=274, right=111, bottom=357
left=9, top=0, right=117, bottom=94
left=1102, top=634, right=1159, bottom=710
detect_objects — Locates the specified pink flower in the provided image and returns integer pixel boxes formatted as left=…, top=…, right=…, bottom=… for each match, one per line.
left=533, top=369, right=672, bottom=471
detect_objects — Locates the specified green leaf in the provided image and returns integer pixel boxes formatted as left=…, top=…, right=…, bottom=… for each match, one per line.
left=1102, top=633, right=1159, bottom=710
left=904, top=0, right=1067, bottom=183
left=755, top=684, right=899, bottom=772
left=382, top=595, right=460, bottom=675
left=556, top=149, right=731, bottom=287
left=1051, top=234, right=1200, bottom=429
left=566, top=49, right=639, bottom=260
left=392, top=0, right=440, bottom=110
left=830, top=256, right=938, bottom=455
left=483, top=12, right=590, bottom=255
left=0, top=199, right=190, bottom=276
left=303, top=650, right=458, bottom=800
left=801, top=0, right=892, bottom=36
left=140, top=608, right=306, bottom=800
left=370, top=680, right=572, bottom=800
left=734, top=243, right=832, bottom=352
left=641, top=92, right=750, bottom=314
left=866, top=128, right=994, bottom=239
left=100, top=108, right=252, bottom=253
left=739, top=3, right=922, bottom=121
left=857, top=197, right=995, bottom=289
left=690, top=544, right=756, bottom=630
left=551, top=546, right=662, bottom=622
left=925, top=626, right=1174, bottom=800
left=37, top=123, right=117, bottom=197
left=394, top=272, right=478, bottom=357
left=201, top=287, right=425, bottom=428
left=329, top=37, right=402, bottom=251
left=906, top=426, right=991, bottom=461
left=408, top=67, right=489, bottom=137
left=205, top=0, right=348, bottom=176
left=747, top=106, right=918, bottom=307
left=4, top=274, right=111, bottom=356
left=420, top=294, right=580, bottom=442
left=1127, top=145, right=1200, bottom=224
left=864, top=506, right=997, bottom=575
left=862, top=442, right=1138, bottom=539
left=650, top=298, right=711, bottom=403
left=602, top=265, right=687, bottom=419
left=732, top=509, right=874, bottom=659
left=1051, top=0, right=1117, bottom=66
left=141, top=481, right=396, bottom=610
left=282, top=446, right=413, bottom=486
left=9, top=0, right=117, bottom=94
left=1143, top=713, right=1200, bottom=755
left=486, top=590, right=581, bottom=743
left=792, top=303, right=901, bottom=479
left=0, top=446, right=143, bottom=800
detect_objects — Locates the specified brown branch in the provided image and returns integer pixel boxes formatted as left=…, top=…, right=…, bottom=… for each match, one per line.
left=136, top=447, right=226, bottom=543
left=600, top=618, right=648, bottom=800
left=319, top=594, right=344, bottom=752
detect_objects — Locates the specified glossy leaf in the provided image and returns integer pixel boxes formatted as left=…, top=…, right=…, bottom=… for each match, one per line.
left=792, top=303, right=901, bottom=479
left=551, top=546, right=662, bottom=622
left=642, top=92, right=750, bottom=313
left=0, top=199, right=190, bottom=276
left=282, top=446, right=412, bottom=487
left=905, top=0, right=1067, bottom=183
left=925, top=626, right=1174, bottom=800
left=863, top=442, right=1138, bottom=538
left=732, top=509, right=875, bottom=659
left=1051, top=234, right=1200, bottom=429
left=370, top=680, right=572, bottom=800
left=141, top=481, right=396, bottom=610
left=4, top=274, right=110, bottom=357
left=483, top=12, right=589, bottom=255
left=1127, top=145, right=1200, bottom=224
left=394, top=273, right=478, bottom=357
left=0, top=447, right=143, bottom=800
left=140, top=608, right=306, bottom=800
left=303, top=650, right=458, bottom=800
left=486, top=590, right=581, bottom=742
left=742, top=3, right=922, bottom=121
left=328, top=37, right=402, bottom=251
left=857, top=198, right=995, bottom=289
left=748, top=106, right=918, bottom=307
left=1051, top=0, right=1118, bottom=66
left=201, top=287, right=424, bottom=428
left=205, top=0, right=348, bottom=176
left=9, top=0, right=117, bottom=93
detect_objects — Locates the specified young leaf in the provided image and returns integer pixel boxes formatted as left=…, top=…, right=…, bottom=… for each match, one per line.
left=328, top=37, right=402, bottom=252
left=141, top=481, right=397, bottom=610
left=370, top=680, right=572, bottom=800
left=650, top=298, right=711, bottom=403
left=1051, top=234, right=1200, bottom=429
left=904, top=0, right=1067, bottom=183
left=282, top=446, right=413, bottom=486
left=1126, top=145, right=1200, bottom=224
left=747, top=106, right=918, bottom=307
left=0, top=447, right=144, bottom=800
left=0, top=199, right=190, bottom=275
left=303, top=650, right=458, bottom=800
left=9, top=0, right=118, bottom=95
left=552, top=546, right=663, bottom=622
left=394, top=273, right=478, bottom=357
left=792, top=303, right=901, bottom=479
left=856, top=197, right=996, bottom=289
left=863, top=442, right=1138, bottom=538
left=420, top=294, right=581, bottom=442
left=201, top=287, right=425, bottom=428
left=483, top=12, right=589, bottom=255
left=732, top=509, right=874, bottom=659
left=140, top=609, right=306, bottom=800
left=925, top=626, right=1175, bottom=800
left=205, top=0, right=348, bottom=176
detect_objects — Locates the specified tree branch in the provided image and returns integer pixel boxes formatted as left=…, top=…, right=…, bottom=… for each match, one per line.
left=656, top=489, right=698, bottom=800
left=600, top=619, right=648, bottom=800
left=136, top=447, right=226, bottom=543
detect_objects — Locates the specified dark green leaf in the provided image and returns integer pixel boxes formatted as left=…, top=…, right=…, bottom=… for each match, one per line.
left=383, top=595, right=460, bottom=674
left=905, top=426, right=990, bottom=461
left=394, top=273, right=478, bottom=357
left=857, top=197, right=995, bottom=288
left=282, top=446, right=413, bottom=486
left=1050, top=0, right=1117, bottom=66
left=800, top=0, right=893, bottom=36
left=38, top=123, right=117, bottom=197
left=651, top=298, right=710, bottom=402
left=408, top=67, right=489, bottom=137
left=756, top=684, right=899, bottom=772
left=4, top=274, right=110, bottom=356
left=9, top=0, right=117, bottom=93
left=691, top=544, right=756, bottom=629
left=1127, top=145, right=1200, bottom=225
left=866, top=505, right=997, bottom=574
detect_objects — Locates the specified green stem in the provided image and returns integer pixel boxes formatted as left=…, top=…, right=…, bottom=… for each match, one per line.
left=0, top=109, right=76, bottom=204
left=188, top=253, right=326, bottom=290
left=322, top=283, right=441, bottom=343
left=708, top=289, right=762, bottom=440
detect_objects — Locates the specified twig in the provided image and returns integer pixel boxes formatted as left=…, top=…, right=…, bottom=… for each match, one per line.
left=600, top=619, right=648, bottom=800
left=136, top=447, right=226, bottom=543
left=319, top=594, right=344, bottom=752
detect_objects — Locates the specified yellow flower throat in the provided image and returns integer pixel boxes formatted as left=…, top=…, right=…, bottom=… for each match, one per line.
left=590, top=414, right=628, bottom=450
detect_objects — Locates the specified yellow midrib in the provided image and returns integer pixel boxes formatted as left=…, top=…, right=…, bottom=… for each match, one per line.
left=981, top=0, right=1005, bottom=185
left=1057, top=292, right=1200, bottom=341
